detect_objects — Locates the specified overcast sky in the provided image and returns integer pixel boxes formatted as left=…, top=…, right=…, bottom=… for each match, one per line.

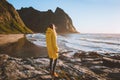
left=8, top=0, right=120, bottom=34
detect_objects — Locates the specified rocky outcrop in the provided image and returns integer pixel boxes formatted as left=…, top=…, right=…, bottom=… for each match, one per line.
left=17, top=7, right=78, bottom=33
left=0, top=53, right=104, bottom=80
left=0, top=0, right=33, bottom=33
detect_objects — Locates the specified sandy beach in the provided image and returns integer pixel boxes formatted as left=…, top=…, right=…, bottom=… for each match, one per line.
left=0, top=34, right=47, bottom=58
left=0, top=34, right=24, bottom=46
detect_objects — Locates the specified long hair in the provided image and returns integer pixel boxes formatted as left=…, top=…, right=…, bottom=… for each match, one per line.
left=49, top=23, right=57, bottom=35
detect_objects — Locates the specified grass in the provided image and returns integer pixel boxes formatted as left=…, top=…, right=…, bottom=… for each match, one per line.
left=0, top=20, right=33, bottom=34
left=0, top=0, right=33, bottom=34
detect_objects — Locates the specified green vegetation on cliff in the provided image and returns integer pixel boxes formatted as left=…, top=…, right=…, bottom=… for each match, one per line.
left=0, top=0, right=33, bottom=34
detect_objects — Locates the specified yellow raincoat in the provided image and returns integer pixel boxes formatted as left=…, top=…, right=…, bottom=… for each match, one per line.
left=46, top=28, right=59, bottom=60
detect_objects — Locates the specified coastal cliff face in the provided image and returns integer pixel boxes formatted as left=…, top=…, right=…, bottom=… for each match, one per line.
left=17, top=7, right=77, bottom=33
left=0, top=0, right=33, bottom=33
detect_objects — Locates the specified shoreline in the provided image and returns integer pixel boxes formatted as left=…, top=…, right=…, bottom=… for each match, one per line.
left=0, top=34, right=47, bottom=58
left=0, top=34, right=24, bottom=46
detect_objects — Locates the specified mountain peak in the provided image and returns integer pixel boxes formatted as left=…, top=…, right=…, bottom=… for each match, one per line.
left=55, top=7, right=64, bottom=13
left=17, top=7, right=77, bottom=33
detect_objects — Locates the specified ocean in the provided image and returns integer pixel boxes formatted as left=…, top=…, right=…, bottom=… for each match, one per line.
left=26, top=33, right=120, bottom=54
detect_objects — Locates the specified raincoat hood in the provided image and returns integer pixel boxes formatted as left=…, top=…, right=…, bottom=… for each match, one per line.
left=46, top=28, right=53, bottom=34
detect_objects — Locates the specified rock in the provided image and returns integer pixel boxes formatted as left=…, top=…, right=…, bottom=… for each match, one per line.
left=88, top=51, right=102, bottom=58
left=73, top=51, right=86, bottom=61
left=0, top=0, right=33, bottom=33
left=0, top=54, right=9, bottom=61
left=0, top=53, right=115, bottom=80
left=90, top=66, right=107, bottom=74
left=74, top=52, right=86, bottom=58
left=3, top=60, right=27, bottom=80
left=108, top=73, right=120, bottom=80
left=0, top=54, right=9, bottom=65
left=110, top=55, right=120, bottom=60
left=17, top=7, right=78, bottom=33
left=102, top=57, right=120, bottom=68
left=23, top=65, right=35, bottom=70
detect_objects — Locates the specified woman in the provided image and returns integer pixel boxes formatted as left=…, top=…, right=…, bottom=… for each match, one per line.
left=46, top=24, right=59, bottom=77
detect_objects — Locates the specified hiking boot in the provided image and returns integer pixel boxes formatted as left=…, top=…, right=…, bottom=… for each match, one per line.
left=52, top=72, right=58, bottom=77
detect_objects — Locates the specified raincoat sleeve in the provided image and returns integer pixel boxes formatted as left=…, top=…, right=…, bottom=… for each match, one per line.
left=52, top=32, right=59, bottom=53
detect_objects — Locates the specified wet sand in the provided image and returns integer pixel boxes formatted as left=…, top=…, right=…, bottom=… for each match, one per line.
left=0, top=34, right=48, bottom=58
left=0, top=34, right=24, bottom=46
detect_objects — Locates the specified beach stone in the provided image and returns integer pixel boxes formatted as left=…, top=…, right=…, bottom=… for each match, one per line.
left=74, top=52, right=86, bottom=58
left=0, top=53, right=112, bottom=80
left=108, top=73, right=120, bottom=80
left=3, top=60, right=27, bottom=80
left=102, top=57, right=120, bottom=68
left=110, top=55, right=120, bottom=60
left=23, top=65, right=35, bottom=70
left=88, top=51, right=102, bottom=58
left=0, top=54, right=9, bottom=64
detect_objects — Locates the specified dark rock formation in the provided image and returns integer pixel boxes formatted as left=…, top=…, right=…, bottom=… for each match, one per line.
left=17, top=7, right=78, bottom=33
left=0, top=0, right=33, bottom=33
left=0, top=54, right=104, bottom=80
left=73, top=51, right=120, bottom=80
left=103, top=57, right=120, bottom=68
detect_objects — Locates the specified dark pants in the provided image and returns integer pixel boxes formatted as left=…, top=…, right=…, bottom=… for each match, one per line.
left=49, top=58, right=57, bottom=74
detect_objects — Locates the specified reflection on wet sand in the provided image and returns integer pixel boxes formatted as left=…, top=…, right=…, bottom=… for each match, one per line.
left=0, top=37, right=48, bottom=58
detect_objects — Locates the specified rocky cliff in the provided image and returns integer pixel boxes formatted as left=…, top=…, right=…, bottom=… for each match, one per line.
left=17, top=7, right=77, bottom=33
left=0, top=0, right=33, bottom=34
